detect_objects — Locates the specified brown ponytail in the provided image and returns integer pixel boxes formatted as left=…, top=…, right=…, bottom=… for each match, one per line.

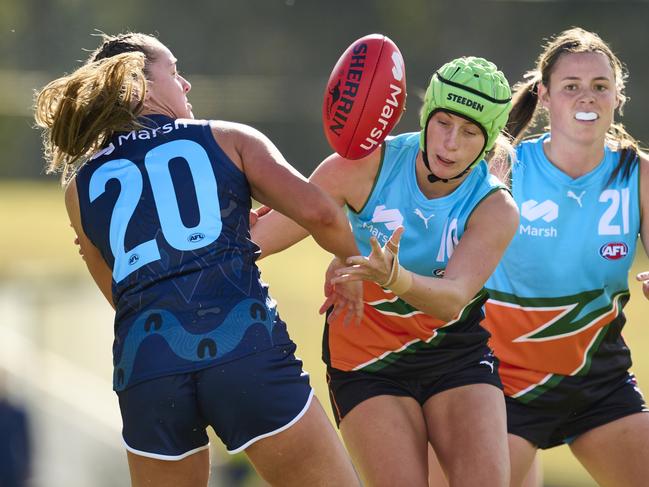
left=506, top=73, right=542, bottom=143
left=607, top=123, right=641, bottom=184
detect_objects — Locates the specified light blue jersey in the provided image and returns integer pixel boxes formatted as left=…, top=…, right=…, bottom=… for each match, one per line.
left=348, top=132, right=506, bottom=277
left=324, top=132, right=507, bottom=374
left=484, top=134, right=641, bottom=401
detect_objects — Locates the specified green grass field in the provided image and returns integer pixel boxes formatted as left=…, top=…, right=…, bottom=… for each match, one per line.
left=3, top=181, right=648, bottom=486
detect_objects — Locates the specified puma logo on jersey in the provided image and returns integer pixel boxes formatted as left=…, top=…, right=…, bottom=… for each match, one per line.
left=372, top=205, right=404, bottom=230
left=413, top=208, right=434, bottom=228
left=521, top=199, right=559, bottom=222
left=479, top=360, right=495, bottom=374
left=567, top=190, right=586, bottom=207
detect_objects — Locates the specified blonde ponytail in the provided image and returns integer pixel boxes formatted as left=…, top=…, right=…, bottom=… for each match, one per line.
left=34, top=52, right=147, bottom=180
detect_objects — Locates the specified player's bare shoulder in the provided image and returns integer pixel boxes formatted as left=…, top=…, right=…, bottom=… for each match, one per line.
left=312, top=147, right=383, bottom=210
left=209, top=120, right=252, bottom=170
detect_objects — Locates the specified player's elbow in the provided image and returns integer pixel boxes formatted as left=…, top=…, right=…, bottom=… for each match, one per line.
left=316, top=204, right=340, bottom=228
left=436, top=289, right=472, bottom=322
left=300, top=200, right=340, bottom=231
left=436, top=302, right=464, bottom=322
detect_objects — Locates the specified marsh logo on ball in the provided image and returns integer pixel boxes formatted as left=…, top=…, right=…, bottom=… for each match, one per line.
left=359, top=50, right=405, bottom=153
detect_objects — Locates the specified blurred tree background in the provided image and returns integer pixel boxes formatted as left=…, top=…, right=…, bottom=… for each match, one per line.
left=1, top=1, right=648, bottom=486
left=1, top=0, right=649, bottom=180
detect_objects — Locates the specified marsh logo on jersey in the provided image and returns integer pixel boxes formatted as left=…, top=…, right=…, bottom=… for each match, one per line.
left=600, top=242, right=628, bottom=260
left=371, top=205, right=403, bottom=230
left=359, top=205, right=404, bottom=246
left=521, top=199, right=559, bottom=222
left=520, top=199, right=559, bottom=238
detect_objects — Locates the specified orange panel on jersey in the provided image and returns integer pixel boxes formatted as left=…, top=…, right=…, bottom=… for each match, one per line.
left=327, top=281, right=447, bottom=371
left=483, top=300, right=618, bottom=379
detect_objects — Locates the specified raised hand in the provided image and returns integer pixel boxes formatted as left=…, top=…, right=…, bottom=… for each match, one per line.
left=331, top=226, right=405, bottom=287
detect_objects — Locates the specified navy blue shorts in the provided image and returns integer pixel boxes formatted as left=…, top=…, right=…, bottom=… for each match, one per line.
left=327, top=349, right=502, bottom=426
left=507, top=372, right=648, bottom=449
left=117, top=343, right=312, bottom=459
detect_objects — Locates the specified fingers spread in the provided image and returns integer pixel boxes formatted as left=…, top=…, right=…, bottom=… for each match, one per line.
left=369, top=236, right=384, bottom=254
left=346, top=256, right=368, bottom=266
left=319, top=295, right=334, bottom=315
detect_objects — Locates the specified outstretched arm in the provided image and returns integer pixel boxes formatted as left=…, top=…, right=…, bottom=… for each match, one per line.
left=213, top=121, right=359, bottom=260
left=334, top=190, right=519, bottom=322
left=251, top=208, right=311, bottom=259
left=247, top=140, right=381, bottom=259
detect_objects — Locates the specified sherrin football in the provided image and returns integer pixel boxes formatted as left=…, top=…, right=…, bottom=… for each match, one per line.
left=323, top=34, right=406, bottom=160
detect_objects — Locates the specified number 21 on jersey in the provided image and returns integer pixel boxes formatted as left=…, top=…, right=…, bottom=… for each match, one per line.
left=598, top=188, right=630, bottom=236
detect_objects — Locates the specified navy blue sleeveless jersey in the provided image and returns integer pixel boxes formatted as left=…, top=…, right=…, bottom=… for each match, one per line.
left=75, top=115, right=292, bottom=391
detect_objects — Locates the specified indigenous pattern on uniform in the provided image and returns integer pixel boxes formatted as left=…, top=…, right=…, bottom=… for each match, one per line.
left=324, top=132, right=507, bottom=375
left=75, top=115, right=291, bottom=391
left=484, top=134, right=640, bottom=404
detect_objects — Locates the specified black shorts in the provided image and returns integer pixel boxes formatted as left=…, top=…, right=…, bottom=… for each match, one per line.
left=506, top=372, right=648, bottom=449
left=326, top=349, right=502, bottom=426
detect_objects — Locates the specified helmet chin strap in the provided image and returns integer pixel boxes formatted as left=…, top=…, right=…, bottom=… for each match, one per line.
left=421, top=149, right=473, bottom=183
left=420, top=109, right=487, bottom=184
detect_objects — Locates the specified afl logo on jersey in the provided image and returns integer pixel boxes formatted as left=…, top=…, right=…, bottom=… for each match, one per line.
left=188, top=232, right=205, bottom=243
left=128, top=254, right=140, bottom=266
left=600, top=242, right=628, bottom=260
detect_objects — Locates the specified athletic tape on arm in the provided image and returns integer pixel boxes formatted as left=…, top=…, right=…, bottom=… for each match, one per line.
left=380, top=244, right=412, bottom=295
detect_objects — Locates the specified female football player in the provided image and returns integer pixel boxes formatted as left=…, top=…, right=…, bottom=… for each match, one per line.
left=252, top=56, right=519, bottom=486
left=484, top=27, right=649, bottom=487
left=34, top=32, right=361, bottom=487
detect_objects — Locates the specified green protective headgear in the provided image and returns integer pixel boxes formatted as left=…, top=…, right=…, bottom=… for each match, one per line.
left=419, top=56, right=512, bottom=167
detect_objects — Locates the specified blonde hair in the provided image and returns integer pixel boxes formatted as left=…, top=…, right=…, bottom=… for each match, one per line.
left=34, top=32, right=160, bottom=182
left=487, top=134, right=516, bottom=187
